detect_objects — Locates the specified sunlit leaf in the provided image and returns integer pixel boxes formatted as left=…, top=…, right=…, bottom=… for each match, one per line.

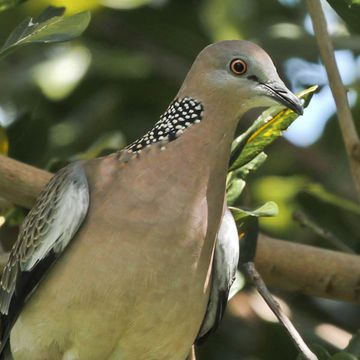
left=0, top=6, right=91, bottom=58
left=0, top=126, right=9, bottom=155
left=0, top=0, right=27, bottom=12
left=230, top=201, right=279, bottom=222
left=229, top=85, right=318, bottom=171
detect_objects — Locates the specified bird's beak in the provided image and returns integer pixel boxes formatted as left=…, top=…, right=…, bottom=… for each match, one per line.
left=259, top=81, right=304, bottom=115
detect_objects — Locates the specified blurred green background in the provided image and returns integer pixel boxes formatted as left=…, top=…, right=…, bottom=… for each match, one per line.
left=0, top=0, right=360, bottom=359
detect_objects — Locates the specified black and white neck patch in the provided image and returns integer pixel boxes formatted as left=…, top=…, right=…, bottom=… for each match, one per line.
left=126, top=97, right=204, bottom=153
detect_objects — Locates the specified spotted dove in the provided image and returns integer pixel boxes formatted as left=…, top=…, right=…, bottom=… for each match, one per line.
left=0, top=40, right=303, bottom=360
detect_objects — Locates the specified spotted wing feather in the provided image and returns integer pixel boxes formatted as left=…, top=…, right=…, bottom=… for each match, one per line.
left=0, top=162, right=89, bottom=352
left=195, top=208, right=239, bottom=344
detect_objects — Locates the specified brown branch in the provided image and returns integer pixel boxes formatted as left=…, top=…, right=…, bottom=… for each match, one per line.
left=256, top=235, right=360, bottom=304
left=306, top=0, right=360, bottom=201
left=0, top=155, right=359, bottom=303
left=0, top=155, right=52, bottom=208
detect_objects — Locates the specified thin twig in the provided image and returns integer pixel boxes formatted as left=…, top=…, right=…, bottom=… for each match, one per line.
left=293, top=211, right=355, bottom=254
left=243, top=262, right=318, bottom=360
left=306, top=0, right=360, bottom=201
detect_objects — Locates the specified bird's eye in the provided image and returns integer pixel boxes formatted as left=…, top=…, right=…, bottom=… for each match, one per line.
left=230, top=59, right=247, bottom=75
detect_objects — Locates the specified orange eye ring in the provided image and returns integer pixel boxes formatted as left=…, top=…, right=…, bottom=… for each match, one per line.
left=230, top=59, right=247, bottom=75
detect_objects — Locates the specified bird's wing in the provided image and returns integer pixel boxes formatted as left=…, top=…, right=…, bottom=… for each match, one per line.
left=195, top=208, right=239, bottom=344
left=0, top=161, right=89, bottom=350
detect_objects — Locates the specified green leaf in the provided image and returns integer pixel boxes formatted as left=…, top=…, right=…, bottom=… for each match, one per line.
left=229, top=85, right=318, bottom=171
left=226, top=152, right=268, bottom=206
left=226, top=178, right=246, bottom=206
left=234, top=151, right=268, bottom=180
left=0, top=0, right=27, bottom=12
left=230, top=201, right=279, bottom=222
left=0, top=7, right=91, bottom=58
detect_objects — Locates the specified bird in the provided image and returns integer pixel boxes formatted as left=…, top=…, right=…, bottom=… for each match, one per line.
left=0, top=40, right=303, bottom=360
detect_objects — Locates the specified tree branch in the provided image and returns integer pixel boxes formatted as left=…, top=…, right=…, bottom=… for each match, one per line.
left=0, top=155, right=52, bottom=208
left=256, top=235, right=360, bottom=304
left=0, top=155, right=359, bottom=304
left=306, top=0, right=360, bottom=201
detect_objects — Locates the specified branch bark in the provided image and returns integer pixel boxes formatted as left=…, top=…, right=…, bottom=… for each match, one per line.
left=0, top=155, right=359, bottom=304
left=0, top=155, right=52, bottom=208
left=256, top=235, right=360, bottom=304
left=306, top=0, right=360, bottom=201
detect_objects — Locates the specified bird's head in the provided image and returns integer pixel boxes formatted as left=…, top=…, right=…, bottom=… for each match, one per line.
left=178, top=40, right=303, bottom=122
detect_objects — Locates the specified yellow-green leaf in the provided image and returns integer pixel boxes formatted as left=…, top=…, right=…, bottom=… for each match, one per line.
left=0, top=126, right=9, bottom=155
left=233, top=151, right=267, bottom=180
